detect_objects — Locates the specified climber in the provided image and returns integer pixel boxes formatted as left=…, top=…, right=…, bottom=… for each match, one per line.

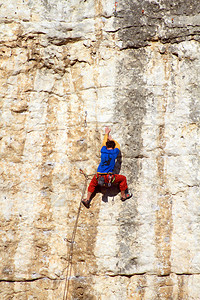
left=82, top=127, right=132, bottom=208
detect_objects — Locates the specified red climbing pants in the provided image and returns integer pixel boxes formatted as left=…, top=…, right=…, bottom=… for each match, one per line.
left=88, top=174, right=128, bottom=194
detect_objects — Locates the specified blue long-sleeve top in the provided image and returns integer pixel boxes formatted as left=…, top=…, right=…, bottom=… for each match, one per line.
left=97, top=134, right=120, bottom=173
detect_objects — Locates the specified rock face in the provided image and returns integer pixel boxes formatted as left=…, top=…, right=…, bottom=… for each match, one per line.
left=0, top=0, right=200, bottom=299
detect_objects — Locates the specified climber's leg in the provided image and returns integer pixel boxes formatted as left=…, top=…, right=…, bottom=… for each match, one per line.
left=114, top=174, right=128, bottom=191
left=114, top=174, right=132, bottom=201
left=87, top=175, right=98, bottom=195
left=82, top=175, right=98, bottom=208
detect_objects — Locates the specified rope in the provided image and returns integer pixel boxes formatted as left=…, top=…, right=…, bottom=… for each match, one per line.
left=62, top=169, right=89, bottom=300
left=51, top=168, right=95, bottom=207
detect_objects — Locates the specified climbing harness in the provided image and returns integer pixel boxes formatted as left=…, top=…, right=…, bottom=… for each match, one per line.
left=62, top=169, right=93, bottom=300
left=96, top=173, right=115, bottom=187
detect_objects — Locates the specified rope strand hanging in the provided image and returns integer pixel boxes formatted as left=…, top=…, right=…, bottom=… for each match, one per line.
left=62, top=169, right=90, bottom=300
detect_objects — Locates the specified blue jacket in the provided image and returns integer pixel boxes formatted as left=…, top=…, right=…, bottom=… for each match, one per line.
left=97, top=146, right=120, bottom=173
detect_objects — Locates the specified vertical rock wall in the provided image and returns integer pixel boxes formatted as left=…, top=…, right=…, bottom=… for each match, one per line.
left=0, top=0, right=200, bottom=299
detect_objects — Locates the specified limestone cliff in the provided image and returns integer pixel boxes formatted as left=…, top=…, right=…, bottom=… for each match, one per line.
left=0, top=0, right=200, bottom=299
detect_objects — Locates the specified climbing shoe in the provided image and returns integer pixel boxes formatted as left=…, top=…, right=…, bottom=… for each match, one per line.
left=81, top=199, right=90, bottom=209
left=121, top=193, right=132, bottom=202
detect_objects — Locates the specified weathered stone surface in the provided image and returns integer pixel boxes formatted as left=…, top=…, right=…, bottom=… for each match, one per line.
left=0, top=0, right=200, bottom=299
left=115, top=0, right=200, bottom=48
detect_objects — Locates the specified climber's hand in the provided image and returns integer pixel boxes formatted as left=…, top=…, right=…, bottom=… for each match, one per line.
left=105, top=127, right=111, bottom=134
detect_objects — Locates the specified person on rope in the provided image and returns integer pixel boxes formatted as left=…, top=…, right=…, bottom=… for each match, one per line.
left=82, top=127, right=132, bottom=208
